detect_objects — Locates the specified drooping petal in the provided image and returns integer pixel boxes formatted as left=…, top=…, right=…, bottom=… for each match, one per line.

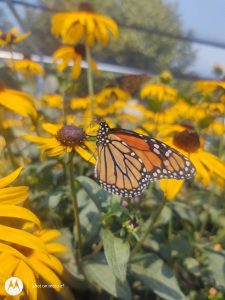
left=0, top=167, right=24, bottom=188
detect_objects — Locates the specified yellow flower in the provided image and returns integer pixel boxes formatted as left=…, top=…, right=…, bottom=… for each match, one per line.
left=0, top=229, right=66, bottom=300
left=193, top=80, right=225, bottom=95
left=22, top=122, right=97, bottom=163
left=51, top=3, right=119, bottom=46
left=42, top=94, right=63, bottom=109
left=9, top=58, right=45, bottom=76
left=207, top=122, right=225, bottom=136
left=53, top=45, right=97, bottom=79
left=159, top=70, right=173, bottom=83
left=141, top=83, right=177, bottom=102
left=159, top=126, right=225, bottom=199
left=0, top=83, right=37, bottom=119
left=0, top=27, right=30, bottom=47
left=96, top=86, right=131, bottom=104
left=70, top=95, right=91, bottom=110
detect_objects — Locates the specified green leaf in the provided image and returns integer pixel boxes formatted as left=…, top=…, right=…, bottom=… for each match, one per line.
left=79, top=201, right=101, bottom=246
left=155, top=205, right=172, bottom=226
left=83, top=253, right=131, bottom=300
left=205, top=249, right=225, bottom=289
left=130, top=254, right=185, bottom=300
left=77, top=176, right=110, bottom=212
left=103, top=229, right=130, bottom=283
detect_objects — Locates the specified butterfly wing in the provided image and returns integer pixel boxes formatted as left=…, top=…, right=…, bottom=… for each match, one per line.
left=112, top=130, right=196, bottom=181
left=95, top=133, right=149, bottom=197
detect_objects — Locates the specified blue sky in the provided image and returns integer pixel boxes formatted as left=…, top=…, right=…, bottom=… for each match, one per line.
left=163, top=0, right=225, bottom=77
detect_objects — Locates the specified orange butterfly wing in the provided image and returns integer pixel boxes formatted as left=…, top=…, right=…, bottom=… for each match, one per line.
left=113, top=131, right=196, bottom=181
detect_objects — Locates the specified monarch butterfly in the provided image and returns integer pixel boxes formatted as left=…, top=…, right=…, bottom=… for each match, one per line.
left=95, top=120, right=196, bottom=197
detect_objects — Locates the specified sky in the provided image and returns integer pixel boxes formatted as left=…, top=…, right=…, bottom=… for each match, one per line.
left=163, top=0, right=225, bottom=78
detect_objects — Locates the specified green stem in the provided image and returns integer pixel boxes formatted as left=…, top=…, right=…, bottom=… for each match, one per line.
left=85, top=42, right=95, bottom=120
left=0, top=122, right=18, bottom=168
left=131, top=198, right=167, bottom=256
left=67, top=152, right=82, bottom=261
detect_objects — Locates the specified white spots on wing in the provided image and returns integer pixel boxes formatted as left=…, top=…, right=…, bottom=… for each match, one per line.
left=153, top=148, right=160, bottom=155
left=165, top=150, right=172, bottom=157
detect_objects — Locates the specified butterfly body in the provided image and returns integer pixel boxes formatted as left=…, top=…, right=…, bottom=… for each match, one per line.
left=95, top=120, right=195, bottom=197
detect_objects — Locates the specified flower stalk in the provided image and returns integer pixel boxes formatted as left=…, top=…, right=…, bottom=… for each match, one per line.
left=85, top=42, right=95, bottom=120
left=131, top=197, right=167, bottom=256
left=67, top=151, right=82, bottom=262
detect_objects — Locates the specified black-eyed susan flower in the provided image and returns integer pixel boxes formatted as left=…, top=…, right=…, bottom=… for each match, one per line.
left=0, top=228, right=66, bottom=300
left=51, top=3, right=119, bottom=46
left=0, top=27, right=30, bottom=47
left=23, top=122, right=97, bottom=163
left=9, top=57, right=45, bottom=77
left=53, top=44, right=97, bottom=79
left=141, top=82, right=177, bottom=102
left=0, top=82, right=37, bottom=119
left=0, top=167, right=48, bottom=252
left=96, top=86, right=131, bottom=104
left=159, top=125, right=225, bottom=199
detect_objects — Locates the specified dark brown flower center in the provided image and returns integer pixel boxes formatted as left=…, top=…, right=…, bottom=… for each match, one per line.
left=74, top=44, right=86, bottom=58
left=56, top=125, right=86, bottom=147
left=173, top=129, right=200, bottom=153
left=78, top=3, right=95, bottom=12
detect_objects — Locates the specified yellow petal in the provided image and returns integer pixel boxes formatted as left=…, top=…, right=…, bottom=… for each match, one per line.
left=46, top=243, right=67, bottom=253
left=72, top=56, right=82, bottom=79
left=198, top=150, right=225, bottom=180
left=0, top=252, right=19, bottom=277
left=0, top=167, right=24, bottom=188
left=0, top=186, right=28, bottom=205
left=160, top=179, right=184, bottom=200
left=0, top=205, right=40, bottom=227
left=28, top=258, right=62, bottom=291
left=42, top=123, right=61, bottom=135
left=38, top=229, right=60, bottom=242
left=191, top=153, right=210, bottom=186
left=32, top=252, right=63, bottom=275
left=0, top=225, right=47, bottom=253
left=14, top=260, right=37, bottom=300
left=75, top=146, right=96, bottom=164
